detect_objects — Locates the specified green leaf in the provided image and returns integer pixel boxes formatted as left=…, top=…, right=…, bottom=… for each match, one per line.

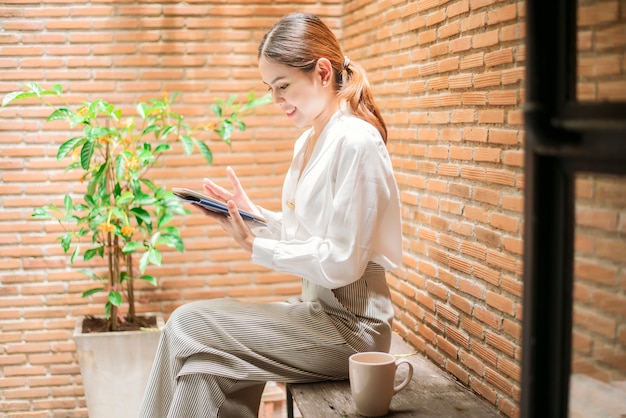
left=120, top=271, right=130, bottom=283
left=24, top=82, right=44, bottom=96
left=80, top=140, right=95, bottom=170
left=157, top=212, right=173, bottom=228
left=116, top=191, right=134, bottom=205
left=210, top=103, right=222, bottom=117
left=79, top=269, right=103, bottom=281
left=2, top=91, right=38, bottom=107
left=142, top=124, right=161, bottom=136
left=57, top=136, right=87, bottom=161
left=140, top=275, right=158, bottom=286
left=179, top=135, right=193, bottom=155
left=122, top=241, right=143, bottom=254
left=70, top=245, right=79, bottom=263
left=64, top=195, right=72, bottom=212
left=111, top=206, right=127, bottom=221
left=47, top=108, right=73, bottom=122
left=139, top=251, right=149, bottom=273
left=218, top=120, right=234, bottom=142
left=148, top=248, right=162, bottom=266
left=84, top=193, right=96, bottom=206
left=159, top=234, right=184, bottom=252
left=193, top=138, right=213, bottom=164
left=154, top=143, right=171, bottom=154
left=108, top=290, right=123, bottom=307
left=73, top=201, right=88, bottom=211
left=51, top=84, right=63, bottom=95
left=160, top=125, right=176, bottom=138
left=32, top=207, right=51, bottom=219
left=131, top=207, right=152, bottom=225
left=136, top=102, right=147, bottom=119
left=141, top=178, right=157, bottom=192
left=60, top=233, right=72, bottom=253
left=82, top=287, right=104, bottom=298
left=84, top=246, right=103, bottom=261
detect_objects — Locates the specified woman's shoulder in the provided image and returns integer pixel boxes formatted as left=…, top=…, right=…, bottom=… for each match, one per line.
left=331, top=112, right=383, bottom=147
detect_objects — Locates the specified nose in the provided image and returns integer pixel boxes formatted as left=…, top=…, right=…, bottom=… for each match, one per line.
left=271, top=89, right=284, bottom=105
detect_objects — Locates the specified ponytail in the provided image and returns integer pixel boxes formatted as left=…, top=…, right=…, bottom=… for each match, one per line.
left=336, top=60, right=388, bottom=144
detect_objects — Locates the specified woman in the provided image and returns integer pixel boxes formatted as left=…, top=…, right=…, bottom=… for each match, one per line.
left=140, top=13, right=402, bottom=417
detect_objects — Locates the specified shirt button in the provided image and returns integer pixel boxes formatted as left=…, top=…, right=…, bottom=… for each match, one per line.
left=286, top=200, right=295, bottom=210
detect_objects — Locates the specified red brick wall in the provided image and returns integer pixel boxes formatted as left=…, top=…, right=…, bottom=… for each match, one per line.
left=0, top=2, right=340, bottom=416
left=573, top=175, right=626, bottom=383
left=343, top=1, right=525, bottom=416
left=577, top=0, right=626, bottom=101
left=572, top=0, right=626, bottom=390
left=1, top=1, right=624, bottom=417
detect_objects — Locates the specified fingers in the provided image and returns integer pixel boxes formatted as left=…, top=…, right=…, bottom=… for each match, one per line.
left=193, top=200, right=253, bottom=252
left=226, top=200, right=246, bottom=229
left=202, top=177, right=231, bottom=201
left=226, top=166, right=245, bottom=194
left=226, top=200, right=254, bottom=252
left=202, top=166, right=242, bottom=200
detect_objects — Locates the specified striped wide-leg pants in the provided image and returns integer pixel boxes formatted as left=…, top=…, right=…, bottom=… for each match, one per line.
left=138, top=297, right=357, bottom=418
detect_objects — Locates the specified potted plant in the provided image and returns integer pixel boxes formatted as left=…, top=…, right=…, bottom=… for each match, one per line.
left=2, top=83, right=270, bottom=417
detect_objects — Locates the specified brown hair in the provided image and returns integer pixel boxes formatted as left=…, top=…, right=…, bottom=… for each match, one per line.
left=258, top=13, right=388, bottom=143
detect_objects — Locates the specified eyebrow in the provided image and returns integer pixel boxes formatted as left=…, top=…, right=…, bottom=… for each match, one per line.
left=265, top=76, right=286, bottom=86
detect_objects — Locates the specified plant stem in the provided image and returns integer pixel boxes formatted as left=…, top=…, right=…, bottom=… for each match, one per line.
left=112, top=234, right=120, bottom=331
left=105, top=139, right=119, bottom=332
left=126, top=253, right=135, bottom=322
left=107, top=230, right=119, bottom=332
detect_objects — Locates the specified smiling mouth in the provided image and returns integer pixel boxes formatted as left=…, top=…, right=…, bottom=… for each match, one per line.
left=285, top=108, right=296, bottom=117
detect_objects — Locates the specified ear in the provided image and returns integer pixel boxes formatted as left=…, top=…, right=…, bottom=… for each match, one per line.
left=315, top=58, right=333, bottom=85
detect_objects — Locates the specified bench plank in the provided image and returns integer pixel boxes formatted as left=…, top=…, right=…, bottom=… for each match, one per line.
left=287, top=334, right=501, bottom=417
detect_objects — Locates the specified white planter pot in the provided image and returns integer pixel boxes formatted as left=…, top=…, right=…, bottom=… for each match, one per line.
left=74, top=315, right=164, bottom=418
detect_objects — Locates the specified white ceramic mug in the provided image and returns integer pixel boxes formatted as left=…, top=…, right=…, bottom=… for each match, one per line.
left=349, top=351, right=414, bottom=417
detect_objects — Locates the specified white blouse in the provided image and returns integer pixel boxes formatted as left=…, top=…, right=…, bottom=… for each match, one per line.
left=251, top=110, right=402, bottom=290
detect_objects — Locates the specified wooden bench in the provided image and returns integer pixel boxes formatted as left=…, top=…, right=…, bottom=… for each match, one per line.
left=286, top=334, right=501, bottom=417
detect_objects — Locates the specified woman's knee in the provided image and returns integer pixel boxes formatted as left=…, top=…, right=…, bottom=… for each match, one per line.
left=165, top=299, right=234, bottom=332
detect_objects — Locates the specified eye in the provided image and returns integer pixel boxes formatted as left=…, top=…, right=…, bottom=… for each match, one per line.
left=278, top=84, right=289, bottom=91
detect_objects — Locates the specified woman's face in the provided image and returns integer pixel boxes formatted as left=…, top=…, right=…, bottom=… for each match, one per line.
left=258, top=56, right=334, bottom=130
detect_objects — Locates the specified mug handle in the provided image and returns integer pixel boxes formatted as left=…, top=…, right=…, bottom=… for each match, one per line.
left=393, top=360, right=414, bottom=394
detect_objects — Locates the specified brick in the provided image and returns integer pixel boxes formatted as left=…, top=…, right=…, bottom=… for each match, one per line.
left=485, top=331, right=518, bottom=358
left=473, top=341, right=498, bottom=367
left=475, top=71, right=501, bottom=88
left=438, top=335, right=459, bottom=359
left=501, top=276, right=523, bottom=299
left=484, top=367, right=514, bottom=396
left=460, top=350, right=484, bottom=375
left=436, top=301, right=460, bottom=324
left=478, top=109, right=505, bottom=123
left=490, top=213, right=518, bottom=232
left=474, top=306, right=500, bottom=329
left=447, top=359, right=469, bottom=384
left=450, top=292, right=473, bottom=315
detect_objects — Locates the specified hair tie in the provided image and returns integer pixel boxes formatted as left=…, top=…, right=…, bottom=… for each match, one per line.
left=343, top=56, right=351, bottom=69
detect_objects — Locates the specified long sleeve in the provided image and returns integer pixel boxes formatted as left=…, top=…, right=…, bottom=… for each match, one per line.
left=251, top=112, right=402, bottom=289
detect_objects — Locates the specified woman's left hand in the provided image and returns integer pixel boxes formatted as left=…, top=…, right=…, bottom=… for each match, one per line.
left=192, top=200, right=255, bottom=253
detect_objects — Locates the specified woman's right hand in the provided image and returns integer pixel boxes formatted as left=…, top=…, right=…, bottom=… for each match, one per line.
left=202, top=166, right=262, bottom=218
